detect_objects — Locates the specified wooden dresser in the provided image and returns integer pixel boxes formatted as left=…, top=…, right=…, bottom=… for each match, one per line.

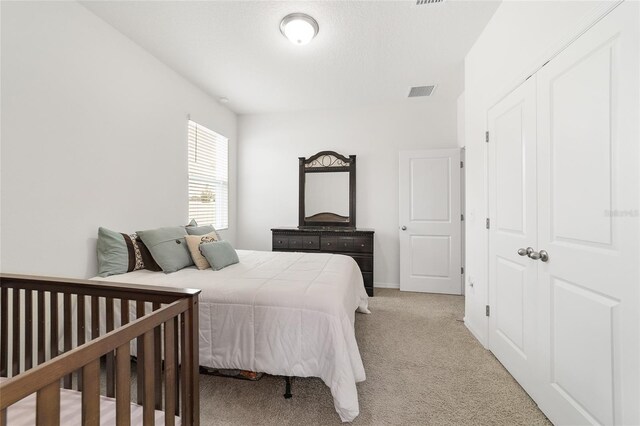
left=271, top=227, right=375, bottom=296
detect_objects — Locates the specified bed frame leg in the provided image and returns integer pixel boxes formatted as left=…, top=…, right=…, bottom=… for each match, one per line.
left=283, top=376, right=292, bottom=399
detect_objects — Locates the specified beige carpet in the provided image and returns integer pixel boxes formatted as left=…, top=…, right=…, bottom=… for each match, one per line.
left=198, top=289, right=551, bottom=425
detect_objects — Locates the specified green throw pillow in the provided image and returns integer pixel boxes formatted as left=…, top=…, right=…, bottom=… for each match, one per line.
left=137, top=226, right=193, bottom=273
left=199, top=241, right=239, bottom=271
left=186, top=219, right=220, bottom=238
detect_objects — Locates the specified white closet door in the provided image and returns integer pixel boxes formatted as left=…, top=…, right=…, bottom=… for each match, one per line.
left=535, top=2, right=639, bottom=425
left=399, top=149, right=462, bottom=294
left=487, top=77, right=539, bottom=399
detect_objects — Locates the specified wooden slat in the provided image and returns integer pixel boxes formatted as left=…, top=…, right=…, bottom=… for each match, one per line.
left=12, top=289, right=20, bottom=377
left=121, top=299, right=130, bottom=326
left=153, top=303, right=162, bottom=410
left=1, top=298, right=192, bottom=409
left=25, top=290, right=33, bottom=371
left=1, top=287, right=7, bottom=376
left=143, top=330, right=155, bottom=426
left=50, top=292, right=59, bottom=361
left=137, top=301, right=146, bottom=405
left=180, top=312, right=191, bottom=424
left=63, top=294, right=72, bottom=389
left=106, top=298, right=115, bottom=398
left=0, top=408, right=5, bottom=426
left=188, top=297, right=200, bottom=426
left=77, top=295, right=85, bottom=391
left=91, top=296, right=100, bottom=340
left=164, top=319, right=176, bottom=426
left=37, top=291, right=45, bottom=365
left=173, top=316, right=179, bottom=416
left=82, top=358, right=100, bottom=426
left=116, top=343, right=131, bottom=426
left=36, top=381, right=60, bottom=426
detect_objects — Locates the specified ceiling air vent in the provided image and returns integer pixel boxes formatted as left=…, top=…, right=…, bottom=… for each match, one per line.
left=408, top=85, right=436, bottom=98
left=416, top=0, right=445, bottom=5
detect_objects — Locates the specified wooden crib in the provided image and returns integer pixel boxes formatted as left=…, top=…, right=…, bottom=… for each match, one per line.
left=0, top=273, right=201, bottom=425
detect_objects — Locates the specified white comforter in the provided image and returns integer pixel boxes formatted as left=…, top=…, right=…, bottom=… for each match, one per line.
left=95, top=250, right=370, bottom=422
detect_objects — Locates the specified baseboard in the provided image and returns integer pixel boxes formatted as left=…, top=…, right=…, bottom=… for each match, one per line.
left=374, top=282, right=400, bottom=289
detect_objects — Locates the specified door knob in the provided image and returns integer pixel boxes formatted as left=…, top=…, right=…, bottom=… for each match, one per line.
left=527, top=249, right=549, bottom=262
left=518, top=247, right=534, bottom=256
left=538, top=250, right=549, bottom=262
left=401, top=226, right=407, bottom=231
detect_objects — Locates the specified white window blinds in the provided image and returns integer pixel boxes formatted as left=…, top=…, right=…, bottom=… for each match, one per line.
left=188, top=120, right=229, bottom=229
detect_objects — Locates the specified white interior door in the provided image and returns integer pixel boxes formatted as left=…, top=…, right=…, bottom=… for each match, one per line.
left=535, top=3, right=639, bottom=425
left=399, top=149, right=462, bottom=294
left=487, top=77, right=539, bottom=399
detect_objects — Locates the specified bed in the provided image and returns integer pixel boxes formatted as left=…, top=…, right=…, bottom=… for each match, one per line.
left=0, top=274, right=201, bottom=426
left=96, top=249, right=370, bottom=423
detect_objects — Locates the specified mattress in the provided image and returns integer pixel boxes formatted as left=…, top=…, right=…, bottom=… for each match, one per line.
left=95, top=249, right=370, bottom=422
left=1, top=377, right=178, bottom=425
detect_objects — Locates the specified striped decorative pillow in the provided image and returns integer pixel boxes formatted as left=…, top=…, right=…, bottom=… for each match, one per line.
left=97, top=227, right=161, bottom=277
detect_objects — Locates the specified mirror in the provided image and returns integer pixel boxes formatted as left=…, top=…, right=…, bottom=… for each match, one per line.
left=299, top=151, right=356, bottom=228
left=305, top=172, right=350, bottom=217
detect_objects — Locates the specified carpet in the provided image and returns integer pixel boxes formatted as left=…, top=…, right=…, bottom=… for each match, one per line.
left=198, top=288, right=551, bottom=425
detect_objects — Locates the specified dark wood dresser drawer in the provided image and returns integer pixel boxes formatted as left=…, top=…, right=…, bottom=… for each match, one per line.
left=353, top=236, right=373, bottom=253
left=272, top=235, right=288, bottom=249
left=302, top=235, right=320, bottom=250
left=351, top=255, right=373, bottom=273
left=321, top=236, right=337, bottom=251
left=288, top=236, right=303, bottom=250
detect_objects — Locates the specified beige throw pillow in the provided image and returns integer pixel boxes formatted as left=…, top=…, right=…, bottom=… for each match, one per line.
left=185, top=231, right=219, bottom=270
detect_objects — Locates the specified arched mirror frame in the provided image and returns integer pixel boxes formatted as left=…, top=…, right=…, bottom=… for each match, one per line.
left=299, top=151, right=356, bottom=228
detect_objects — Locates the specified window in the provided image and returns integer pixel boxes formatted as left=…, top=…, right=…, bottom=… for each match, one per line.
left=188, top=120, right=228, bottom=229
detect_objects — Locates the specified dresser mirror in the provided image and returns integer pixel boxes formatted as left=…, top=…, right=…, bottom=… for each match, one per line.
left=299, top=151, right=356, bottom=228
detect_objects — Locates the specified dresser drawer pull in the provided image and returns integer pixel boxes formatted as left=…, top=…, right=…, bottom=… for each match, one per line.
left=308, top=241, right=313, bottom=245
left=327, top=242, right=332, bottom=246
left=278, top=240, right=283, bottom=244
left=361, top=243, right=365, bottom=247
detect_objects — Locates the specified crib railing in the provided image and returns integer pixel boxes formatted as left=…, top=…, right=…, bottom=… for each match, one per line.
left=0, top=273, right=201, bottom=426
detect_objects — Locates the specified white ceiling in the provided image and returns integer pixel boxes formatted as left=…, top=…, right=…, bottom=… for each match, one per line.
left=82, top=1, right=500, bottom=115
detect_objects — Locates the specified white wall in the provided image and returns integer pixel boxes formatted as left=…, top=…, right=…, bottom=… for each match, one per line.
left=237, top=100, right=458, bottom=287
left=463, top=0, right=616, bottom=345
left=0, top=1, right=237, bottom=278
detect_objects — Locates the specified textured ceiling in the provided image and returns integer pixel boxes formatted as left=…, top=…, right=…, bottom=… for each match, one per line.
left=82, top=1, right=500, bottom=114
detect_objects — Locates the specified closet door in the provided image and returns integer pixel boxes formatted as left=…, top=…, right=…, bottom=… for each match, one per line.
left=535, top=2, right=639, bottom=425
left=487, top=77, right=538, bottom=398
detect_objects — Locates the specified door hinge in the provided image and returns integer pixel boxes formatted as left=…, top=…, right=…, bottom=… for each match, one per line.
left=486, top=305, right=490, bottom=316
left=485, top=131, right=489, bottom=143
left=485, top=218, right=490, bottom=229
left=461, top=214, right=464, bottom=221
left=460, top=160, right=464, bottom=168
left=461, top=267, right=464, bottom=274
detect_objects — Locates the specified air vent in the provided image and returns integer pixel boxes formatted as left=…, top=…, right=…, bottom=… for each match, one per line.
left=408, top=85, right=436, bottom=97
left=416, top=0, right=445, bottom=5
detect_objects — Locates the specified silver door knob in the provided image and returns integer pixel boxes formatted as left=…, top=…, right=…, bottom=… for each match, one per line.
left=539, top=250, right=549, bottom=262
left=518, top=247, right=534, bottom=256
left=528, top=249, right=549, bottom=262
left=401, top=226, right=407, bottom=231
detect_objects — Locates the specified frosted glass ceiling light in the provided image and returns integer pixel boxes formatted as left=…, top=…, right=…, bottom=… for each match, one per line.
left=280, top=13, right=319, bottom=46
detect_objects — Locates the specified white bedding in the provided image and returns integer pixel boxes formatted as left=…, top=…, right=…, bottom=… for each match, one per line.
left=95, top=250, right=370, bottom=422
left=1, top=377, right=178, bottom=425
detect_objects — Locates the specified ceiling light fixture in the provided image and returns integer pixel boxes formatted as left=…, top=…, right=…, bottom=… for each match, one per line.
left=280, top=13, right=319, bottom=46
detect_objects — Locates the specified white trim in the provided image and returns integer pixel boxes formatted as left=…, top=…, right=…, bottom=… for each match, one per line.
left=374, top=281, right=400, bottom=289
